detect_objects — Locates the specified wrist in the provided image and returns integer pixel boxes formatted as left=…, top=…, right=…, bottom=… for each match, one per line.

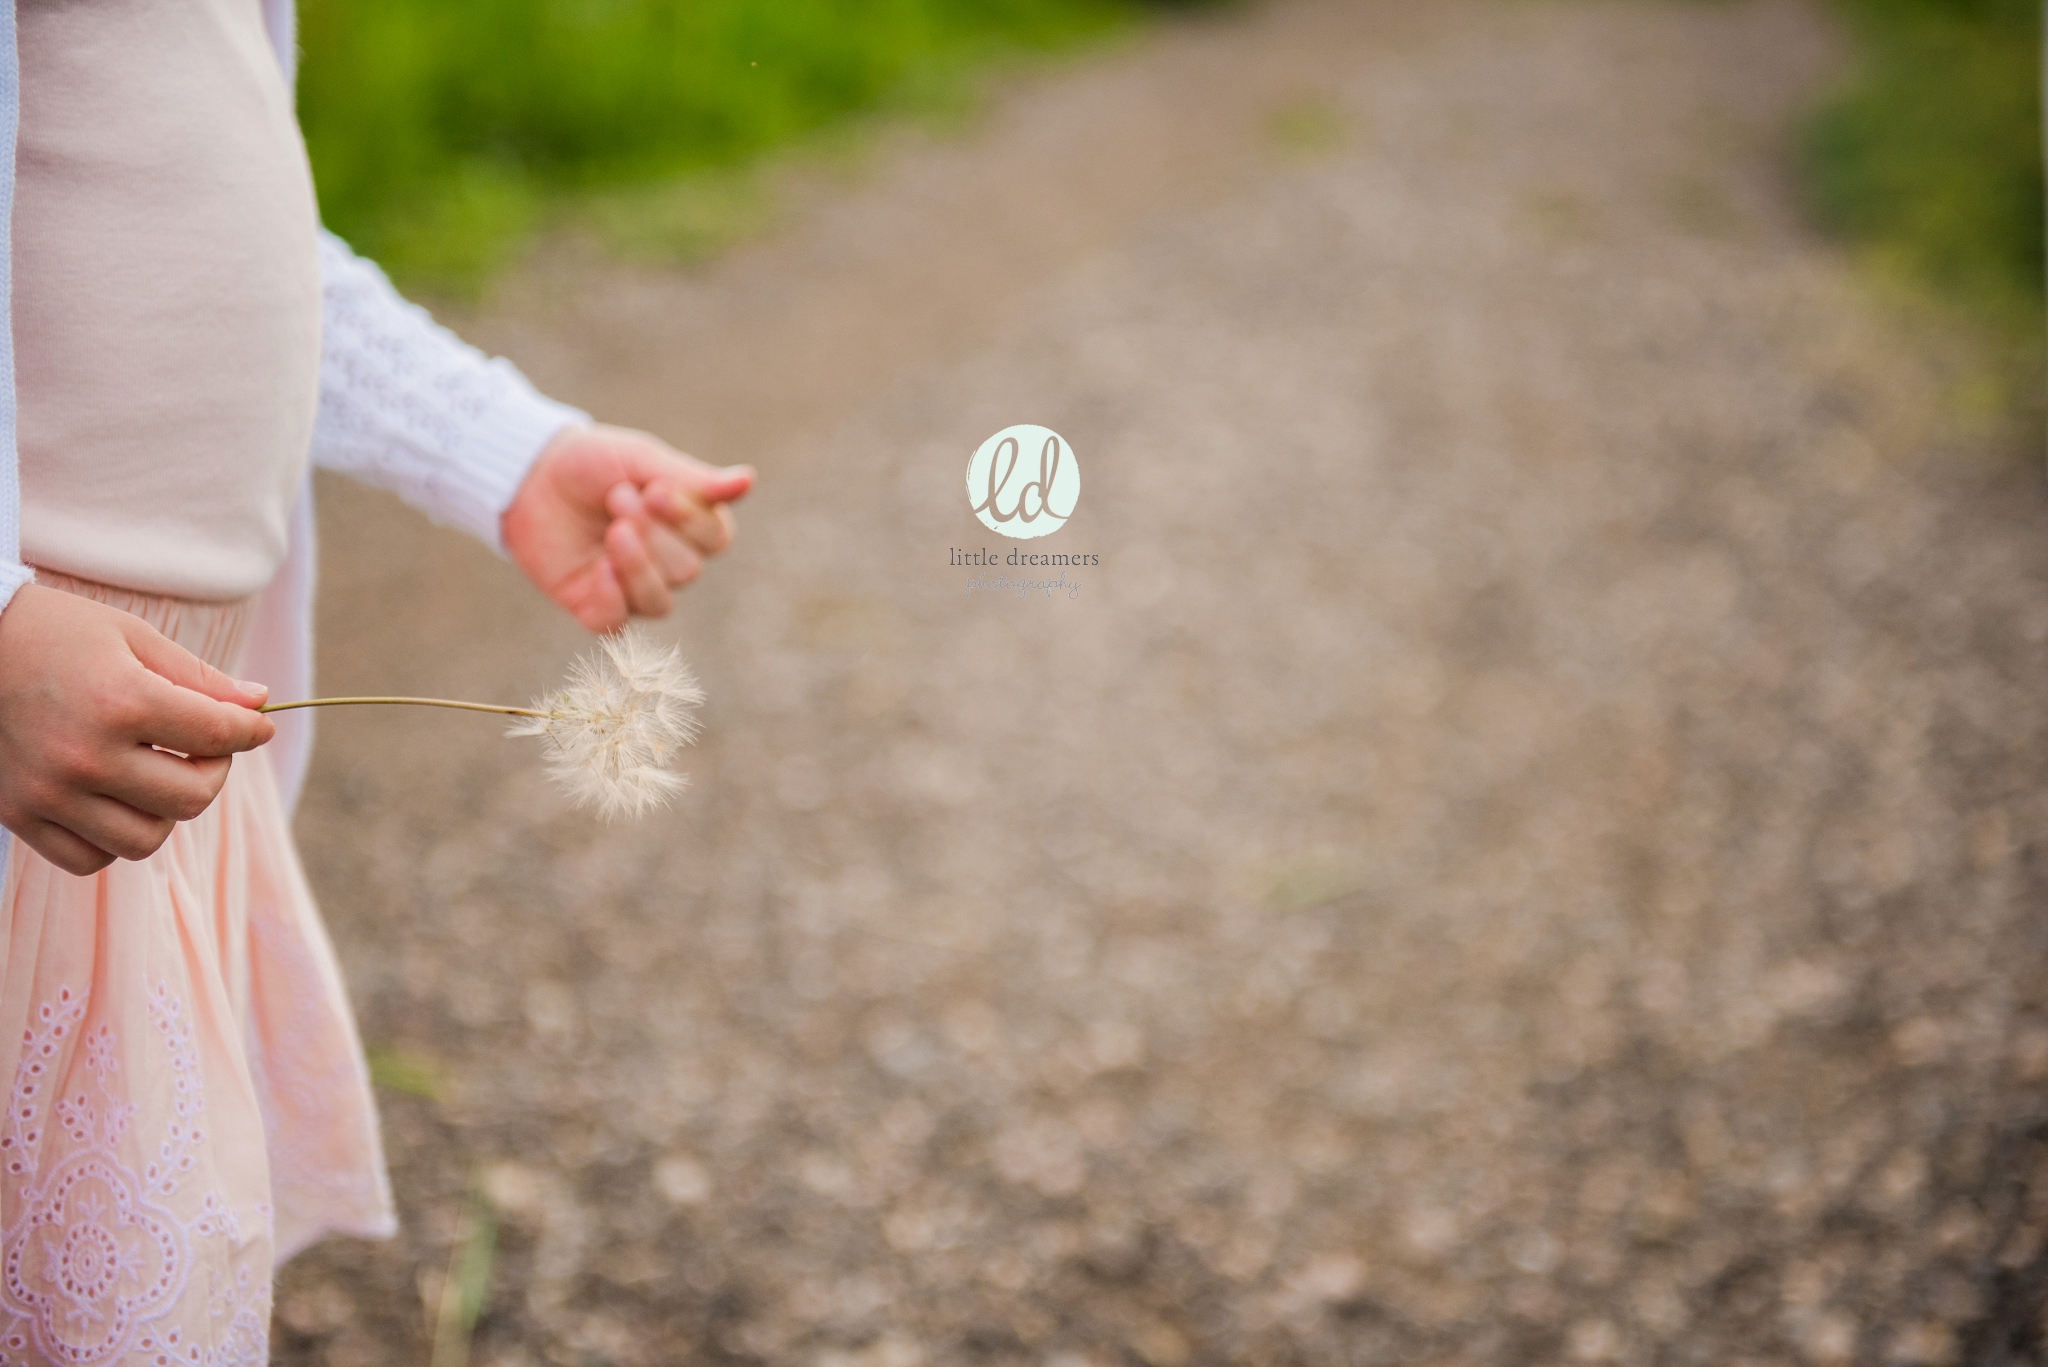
left=500, top=422, right=592, bottom=560
left=450, top=386, right=588, bottom=558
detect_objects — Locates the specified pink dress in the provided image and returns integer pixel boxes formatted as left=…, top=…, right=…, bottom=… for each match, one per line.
left=0, top=571, right=393, bottom=1364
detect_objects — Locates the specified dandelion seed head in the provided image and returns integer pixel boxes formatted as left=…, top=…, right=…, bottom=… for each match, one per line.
left=508, top=626, right=705, bottom=819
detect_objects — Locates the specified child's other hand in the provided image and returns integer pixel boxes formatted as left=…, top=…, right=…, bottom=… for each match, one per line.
left=502, top=423, right=753, bottom=633
left=0, top=584, right=275, bottom=876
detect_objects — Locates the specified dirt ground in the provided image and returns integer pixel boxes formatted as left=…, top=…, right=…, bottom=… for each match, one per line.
left=271, top=1, right=2048, bottom=1363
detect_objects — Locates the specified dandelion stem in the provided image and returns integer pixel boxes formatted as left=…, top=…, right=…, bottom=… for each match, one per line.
left=257, top=696, right=549, bottom=719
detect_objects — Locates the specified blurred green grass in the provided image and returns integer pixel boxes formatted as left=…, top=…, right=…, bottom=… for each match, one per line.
left=301, top=0, right=2043, bottom=378
left=296, top=0, right=1155, bottom=295
left=1803, top=0, right=2043, bottom=415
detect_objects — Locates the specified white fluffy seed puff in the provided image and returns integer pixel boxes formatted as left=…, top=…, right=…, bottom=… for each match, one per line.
left=507, top=626, right=706, bottom=819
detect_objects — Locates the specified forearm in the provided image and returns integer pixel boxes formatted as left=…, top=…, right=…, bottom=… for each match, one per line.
left=310, top=231, right=588, bottom=552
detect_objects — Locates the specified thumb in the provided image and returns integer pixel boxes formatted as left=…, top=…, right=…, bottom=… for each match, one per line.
left=638, top=454, right=753, bottom=508
left=659, top=462, right=753, bottom=506
left=697, top=465, right=755, bottom=502
left=124, top=619, right=269, bottom=709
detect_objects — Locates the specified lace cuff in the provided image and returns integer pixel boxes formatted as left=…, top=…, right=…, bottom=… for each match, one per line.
left=0, top=561, right=33, bottom=618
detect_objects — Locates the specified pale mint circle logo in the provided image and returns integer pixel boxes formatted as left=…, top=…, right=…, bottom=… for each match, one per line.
left=966, top=424, right=1079, bottom=539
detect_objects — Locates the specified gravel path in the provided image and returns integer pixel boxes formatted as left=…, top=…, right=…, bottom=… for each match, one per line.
left=273, top=2, right=2048, bottom=1363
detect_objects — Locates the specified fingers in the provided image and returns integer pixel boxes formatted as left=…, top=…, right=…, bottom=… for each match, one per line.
left=642, top=523, right=704, bottom=588
left=606, top=433, right=753, bottom=506
left=670, top=462, right=754, bottom=505
left=643, top=483, right=737, bottom=556
left=49, top=794, right=174, bottom=866
left=611, top=479, right=731, bottom=563
left=18, top=819, right=114, bottom=877
left=125, top=620, right=269, bottom=707
left=606, top=519, right=673, bottom=619
left=605, top=485, right=705, bottom=582
left=101, top=749, right=232, bottom=824
left=18, top=745, right=223, bottom=867
left=561, top=558, right=630, bottom=634
left=119, top=619, right=275, bottom=756
left=559, top=525, right=696, bottom=634
left=129, top=673, right=275, bottom=758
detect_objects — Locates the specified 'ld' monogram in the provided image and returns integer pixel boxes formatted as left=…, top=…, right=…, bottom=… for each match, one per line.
left=969, top=433, right=1076, bottom=525
left=965, top=424, right=1082, bottom=540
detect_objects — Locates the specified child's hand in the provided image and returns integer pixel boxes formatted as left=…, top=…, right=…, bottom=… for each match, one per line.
left=0, top=584, right=276, bottom=876
left=502, top=423, right=753, bottom=632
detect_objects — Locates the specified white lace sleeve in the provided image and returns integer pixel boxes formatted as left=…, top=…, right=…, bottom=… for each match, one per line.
left=311, top=231, right=589, bottom=553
